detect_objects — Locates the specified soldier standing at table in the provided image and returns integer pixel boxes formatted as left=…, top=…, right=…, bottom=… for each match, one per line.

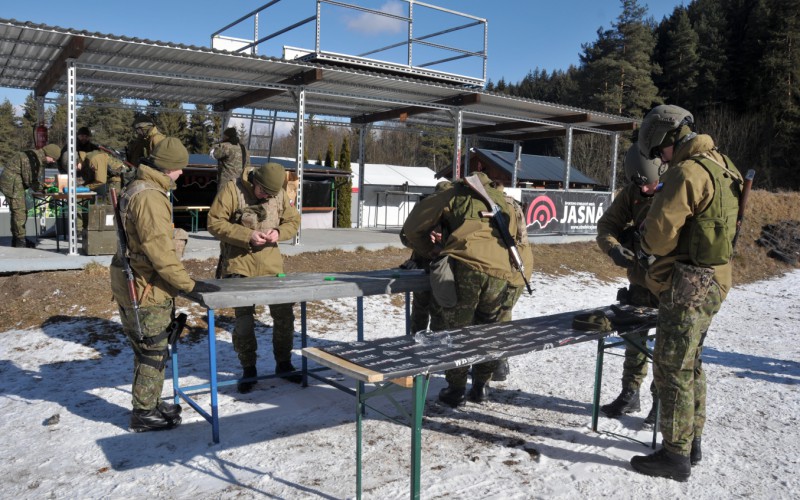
left=0, top=143, right=61, bottom=248
left=210, top=127, right=249, bottom=192
left=596, top=144, right=663, bottom=426
left=207, top=162, right=301, bottom=393
left=109, top=137, right=213, bottom=432
left=126, top=113, right=165, bottom=168
left=402, top=171, right=533, bottom=407
left=82, top=150, right=131, bottom=202
left=59, top=126, right=98, bottom=173
left=630, top=104, right=743, bottom=481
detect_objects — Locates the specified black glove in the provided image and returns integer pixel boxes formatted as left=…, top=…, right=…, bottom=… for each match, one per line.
left=608, top=244, right=635, bottom=268
left=398, top=258, right=419, bottom=270
left=190, top=280, right=219, bottom=295
left=637, top=249, right=656, bottom=270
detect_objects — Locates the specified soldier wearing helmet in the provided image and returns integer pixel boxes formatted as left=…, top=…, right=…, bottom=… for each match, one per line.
left=109, top=137, right=213, bottom=433
left=0, top=143, right=62, bottom=247
left=207, top=162, right=301, bottom=392
left=126, top=113, right=165, bottom=167
left=630, top=105, right=744, bottom=481
left=596, top=144, right=663, bottom=427
left=210, top=127, right=249, bottom=192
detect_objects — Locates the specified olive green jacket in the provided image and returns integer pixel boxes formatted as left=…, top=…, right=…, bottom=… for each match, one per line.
left=207, top=167, right=301, bottom=277
left=109, top=165, right=196, bottom=308
left=127, top=126, right=166, bottom=167
left=402, top=172, right=533, bottom=288
left=641, top=134, right=739, bottom=299
left=596, top=183, right=654, bottom=289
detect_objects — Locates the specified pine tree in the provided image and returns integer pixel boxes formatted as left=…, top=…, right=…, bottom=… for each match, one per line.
left=0, top=99, right=20, bottom=161
left=687, top=0, right=731, bottom=108
left=658, top=7, right=700, bottom=106
left=186, top=104, right=214, bottom=154
left=324, top=140, right=335, bottom=167
left=151, top=100, right=186, bottom=138
left=76, top=95, right=135, bottom=149
left=336, top=135, right=353, bottom=228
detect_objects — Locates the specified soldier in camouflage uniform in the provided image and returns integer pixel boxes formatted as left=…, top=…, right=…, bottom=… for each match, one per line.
left=630, top=105, right=743, bottom=481
left=207, top=162, right=301, bottom=393
left=0, top=143, right=61, bottom=248
left=596, top=144, right=663, bottom=425
left=126, top=114, right=165, bottom=167
left=81, top=150, right=131, bottom=202
left=109, top=137, right=213, bottom=432
left=402, top=172, right=533, bottom=407
left=59, top=126, right=98, bottom=173
left=210, top=127, right=249, bottom=192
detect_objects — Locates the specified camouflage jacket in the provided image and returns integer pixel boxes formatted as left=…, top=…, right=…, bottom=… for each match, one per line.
left=3, top=148, right=49, bottom=191
left=211, top=141, right=248, bottom=190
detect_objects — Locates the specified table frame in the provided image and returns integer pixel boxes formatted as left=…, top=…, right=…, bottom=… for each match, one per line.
left=31, top=192, right=96, bottom=251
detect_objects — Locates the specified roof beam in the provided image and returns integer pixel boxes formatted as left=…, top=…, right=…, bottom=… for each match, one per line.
left=214, top=69, right=323, bottom=111
left=351, top=93, right=480, bottom=125
left=34, top=36, right=85, bottom=97
left=501, top=120, right=636, bottom=141
left=463, top=113, right=589, bottom=135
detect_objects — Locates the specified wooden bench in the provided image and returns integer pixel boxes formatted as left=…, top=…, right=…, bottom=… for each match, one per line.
left=172, top=205, right=210, bottom=233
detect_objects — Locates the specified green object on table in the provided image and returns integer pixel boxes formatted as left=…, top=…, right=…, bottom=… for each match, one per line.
left=276, top=273, right=286, bottom=277
left=324, top=276, right=336, bottom=281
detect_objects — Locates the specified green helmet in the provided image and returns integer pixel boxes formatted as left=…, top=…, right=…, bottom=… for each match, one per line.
left=41, top=143, right=61, bottom=159
left=638, top=105, right=694, bottom=159
left=623, top=144, right=664, bottom=186
left=252, top=162, right=286, bottom=195
left=149, top=137, right=188, bottom=171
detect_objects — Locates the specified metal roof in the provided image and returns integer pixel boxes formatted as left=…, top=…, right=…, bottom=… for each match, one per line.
left=472, top=148, right=600, bottom=185
left=187, top=154, right=350, bottom=177
left=0, top=18, right=637, bottom=142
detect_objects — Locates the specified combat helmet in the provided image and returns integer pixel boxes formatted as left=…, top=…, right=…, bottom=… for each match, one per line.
left=252, top=162, right=286, bottom=196
left=624, top=144, right=664, bottom=187
left=637, top=105, right=695, bottom=159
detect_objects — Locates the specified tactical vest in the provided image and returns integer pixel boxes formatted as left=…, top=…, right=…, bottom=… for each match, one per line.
left=233, top=178, right=284, bottom=232
left=118, top=180, right=186, bottom=258
left=447, top=181, right=528, bottom=251
left=22, top=150, right=41, bottom=189
left=676, top=154, right=742, bottom=266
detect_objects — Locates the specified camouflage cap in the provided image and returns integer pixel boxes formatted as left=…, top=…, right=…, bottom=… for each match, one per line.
left=252, top=162, right=286, bottom=195
left=41, top=144, right=61, bottom=159
left=149, top=137, right=188, bottom=171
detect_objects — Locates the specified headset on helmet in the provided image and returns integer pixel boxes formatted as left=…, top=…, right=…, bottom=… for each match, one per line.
left=637, top=104, right=694, bottom=159
left=624, top=144, right=664, bottom=187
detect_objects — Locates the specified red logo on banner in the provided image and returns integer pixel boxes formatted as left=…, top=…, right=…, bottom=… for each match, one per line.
left=526, top=195, right=558, bottom=229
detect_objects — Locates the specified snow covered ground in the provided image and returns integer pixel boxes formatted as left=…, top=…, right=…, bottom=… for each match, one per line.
left=1, top=270, right=798, bottom=499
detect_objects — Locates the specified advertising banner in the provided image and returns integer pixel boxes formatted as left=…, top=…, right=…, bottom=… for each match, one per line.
left=522, top=190, right=612, bottom=235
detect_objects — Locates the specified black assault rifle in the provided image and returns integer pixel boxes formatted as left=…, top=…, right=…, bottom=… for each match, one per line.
left=110, top=188, right=144, bottom=341
left=463, top=175, right=533, bottom=295
left=732, top=169, right=756, bottom=249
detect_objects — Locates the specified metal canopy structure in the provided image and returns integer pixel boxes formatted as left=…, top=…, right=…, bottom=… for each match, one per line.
left=0, top=17, right=636, bottom=254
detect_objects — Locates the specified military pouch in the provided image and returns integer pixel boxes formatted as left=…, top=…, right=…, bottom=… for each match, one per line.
left=671, top=261, right=715, bottom=308
left=173, top=228, right=189, bottom=258
left=429, top=255, right=457, bottom=308
left=572, top=310, right=612, bottom=332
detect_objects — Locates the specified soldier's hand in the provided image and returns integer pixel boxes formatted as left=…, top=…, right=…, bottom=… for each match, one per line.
left=608, top=244, right=635, bottom=268
left=189, top=280, right=219, bottom=296
left=636, top=249, right=656, bottom=270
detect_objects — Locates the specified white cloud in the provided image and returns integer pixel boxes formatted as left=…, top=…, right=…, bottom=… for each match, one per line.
left=345, top=1, right=406, bottom=36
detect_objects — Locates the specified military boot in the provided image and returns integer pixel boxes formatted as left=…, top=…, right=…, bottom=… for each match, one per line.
left=275, top=361, right=302, bottom=384
left=600, top=388, right=640, bottom=417
left=11, top=237, right=35, bottom=248
left=237, top=366, right=258, bottom=393
left=492, top=359, right=510, bottom=382
left=468, top=380, right=490, bottom=403
left=630, top=447, right=691, bottom=482
left=130, top=408, right=181, bottom=432
left=157, top=400, right=182, bottom=423
left=438, top=385, right=466, bottom=408
left=690, top=437, right=702, bottom=466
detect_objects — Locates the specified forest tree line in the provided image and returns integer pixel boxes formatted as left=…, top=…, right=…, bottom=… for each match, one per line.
left=1, top=0, right=797, bottom=191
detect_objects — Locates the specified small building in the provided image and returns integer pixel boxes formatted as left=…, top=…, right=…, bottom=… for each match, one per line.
left=437, top=148, right=601, bottom=190
left=351, top=164, right=440, bottom=228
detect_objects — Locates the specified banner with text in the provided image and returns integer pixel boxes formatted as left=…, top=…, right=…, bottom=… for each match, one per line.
left=521, top=190, right=612, bottom=235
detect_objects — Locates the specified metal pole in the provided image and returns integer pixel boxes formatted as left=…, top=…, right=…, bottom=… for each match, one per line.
left=451, top=109, right=463, bottom=181
left=407, top=0, right=414, bottom=67
left=357, top=126, right=366, bottom=228
left=563, top=125, right=573, bottom=192
left=463, top=137, right=471, bottom=177
left=512, top=141, right=521, bottom=188
left=610, top=132, right=620, bottom=198
left=66, top=59, right=78, bottom=255
left=293, top=89, right=306, bottom=244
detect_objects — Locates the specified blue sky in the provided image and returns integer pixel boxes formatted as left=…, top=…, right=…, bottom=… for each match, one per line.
left=1, top=0, right=687, bottom=109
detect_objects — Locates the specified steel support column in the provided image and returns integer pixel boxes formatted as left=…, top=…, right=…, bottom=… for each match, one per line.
left=451, top=109, right=463, bottom=181
left=66, top=58, right=78, bottom=255
left=293, top=88, right=306, bottom=244
left=563, top=125, right=573, bottom=192
left=512, top=141, right=522, bottom=188
left=357, top=126, right=367, bottom=228
left=610, top=132, right=620, bottom=200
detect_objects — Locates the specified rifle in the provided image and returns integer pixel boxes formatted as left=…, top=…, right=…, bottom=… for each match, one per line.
left=97, top=145, right=137, bottom=170
left=110, top=188, right=144, bottom=341
left=463, top=175, right=533, bottom=294
left=732, top=169, right=756, bottom=249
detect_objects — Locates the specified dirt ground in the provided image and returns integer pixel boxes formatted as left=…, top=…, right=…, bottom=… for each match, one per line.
left=1, top=189, right=798, bottom=333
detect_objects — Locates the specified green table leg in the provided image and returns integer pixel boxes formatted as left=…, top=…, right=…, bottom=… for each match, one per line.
left=592, top=336, right=606, bottom=432
left=410, top=374, right=427, bottom=500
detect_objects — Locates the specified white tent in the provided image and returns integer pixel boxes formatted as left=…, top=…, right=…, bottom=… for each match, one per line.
left=351, top=164, right=440, bottom=228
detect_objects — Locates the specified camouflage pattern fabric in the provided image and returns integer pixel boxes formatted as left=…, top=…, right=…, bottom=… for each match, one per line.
left=118, top=299, right=173, bottom=410
left=429, top=259, right=518, bottom=388
left=621, top=284, right=659, bottom=393
left=654, top=281, right=722, bottom=456
left=0, top=161, right=28, bottom=240
left=212, top=141, right=247, bottom=191
left=410, top=289, right=432, bottom=334
left=231, top=302, right=296, bottom=367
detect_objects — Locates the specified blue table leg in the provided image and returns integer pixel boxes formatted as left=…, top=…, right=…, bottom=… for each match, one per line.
left=356, top=380, right=364, bottom=500
left=410, top=374, right=426, bottom=500
left=171, top=330, right=180, bottom=405
left=405, top=290, right=411, bottom=336
left=592, top=336, right=605, bottom=432
left=301, top=302, right=308, bottom=387
left=357, top=297, right=365, bottom=414
left=208, top=308, right=220, bottom=443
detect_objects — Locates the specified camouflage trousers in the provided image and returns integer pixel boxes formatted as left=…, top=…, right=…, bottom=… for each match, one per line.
left=233, top=303, right=296, bottom=368
left=621, top=284, right=659, bottom=395
left=410, top=289, right=432, bottom=334
left=654, top=281, right=722, bottom=456
left=0, top=165, right=28, bottom=240
left=118, top=299, right=173, bottom=411
left=429, top=260, right=520, bottom=389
